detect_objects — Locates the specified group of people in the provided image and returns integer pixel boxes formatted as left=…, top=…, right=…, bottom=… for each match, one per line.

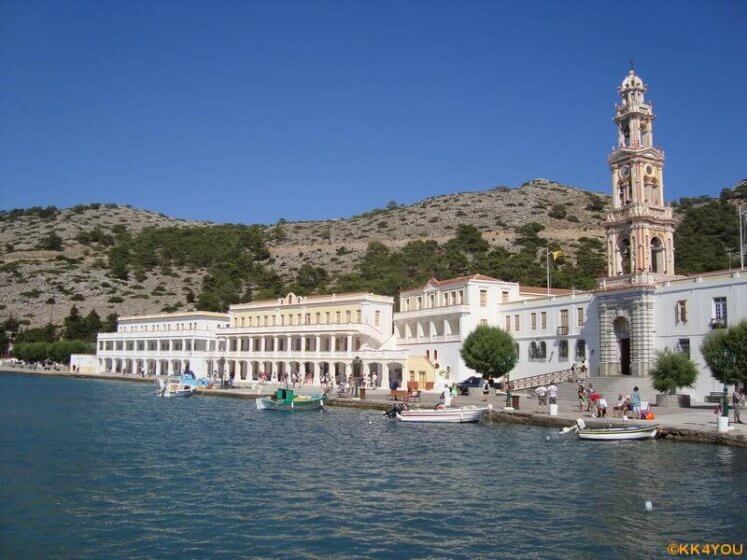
left=533, top=384, right=559, bottom=410
left=578, top=382, right=644, bottom=419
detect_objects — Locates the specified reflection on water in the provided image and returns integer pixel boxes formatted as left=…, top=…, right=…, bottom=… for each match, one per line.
left=1, top=373, right=745, bottom=559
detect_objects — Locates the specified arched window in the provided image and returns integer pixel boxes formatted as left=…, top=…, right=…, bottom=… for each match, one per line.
left=650, top=237, right=665, bottom=274
left=618, top=237, right=631, bottom=274
left=538, top=341, right=547, bottom=359
left=434, top=349, right=438, bottom=360
left=426, top=350, right=430, bottom=361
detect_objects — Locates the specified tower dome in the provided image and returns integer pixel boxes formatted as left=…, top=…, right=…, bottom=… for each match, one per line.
left=620, top=69, right=645, bottom=92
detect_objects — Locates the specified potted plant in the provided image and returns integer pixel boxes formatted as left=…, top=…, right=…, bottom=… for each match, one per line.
left=649, top=349, right=698, bottom=408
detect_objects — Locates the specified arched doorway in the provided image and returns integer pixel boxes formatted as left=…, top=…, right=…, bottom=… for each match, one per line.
left=613, top=317, right=631, bottom=375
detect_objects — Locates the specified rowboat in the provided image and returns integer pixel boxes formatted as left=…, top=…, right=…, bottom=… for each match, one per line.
left=256, top=388, right=325, bottom=411
left=386, top=404, right=491, bottom=423
left=571, top=418, right=658, bottom=441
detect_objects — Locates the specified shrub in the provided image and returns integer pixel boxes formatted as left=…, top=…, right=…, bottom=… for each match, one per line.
left=649, top=350, right=698, bottom=393
left=548, top=204, right=567, bottom=219
left=107, top=296, right=124, bottom=303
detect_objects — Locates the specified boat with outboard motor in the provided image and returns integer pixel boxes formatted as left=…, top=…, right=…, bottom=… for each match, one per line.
left=385, top=403, right=491, bottom=423
left=256, top=388, right=326, bottom=411
left=561, top=418, right=659, bottom=441
left=154, top=370, right=212, bottom=398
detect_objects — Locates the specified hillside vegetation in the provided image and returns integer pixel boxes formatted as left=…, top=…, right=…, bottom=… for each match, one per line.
left=0, top=179, right=744, bottom=339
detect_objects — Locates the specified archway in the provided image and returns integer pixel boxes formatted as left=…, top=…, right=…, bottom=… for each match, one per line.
left=617, top=237, right=631, bottom=274
left=613, top=317, right=631, bottom=375
left=650, top=237, right=665, bottom=274
left=386, top=362, right=403, bottom=389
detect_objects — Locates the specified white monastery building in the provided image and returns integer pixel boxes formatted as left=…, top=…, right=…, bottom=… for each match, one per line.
left=83, top=69, right=746, bottom=402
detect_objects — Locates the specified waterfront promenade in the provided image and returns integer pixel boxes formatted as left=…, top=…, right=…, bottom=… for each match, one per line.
left=2, top=366, right=745, bottom=447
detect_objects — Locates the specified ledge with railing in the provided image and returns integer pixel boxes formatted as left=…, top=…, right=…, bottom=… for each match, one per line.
left=510, top=367, right=589, bottom=391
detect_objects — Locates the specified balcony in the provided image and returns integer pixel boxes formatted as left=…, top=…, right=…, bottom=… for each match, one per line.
left=556, top=326, right=569, bottom=336
left=710, top=317, right=727, bottom=329
left=394, top=305, right=470, bottom=320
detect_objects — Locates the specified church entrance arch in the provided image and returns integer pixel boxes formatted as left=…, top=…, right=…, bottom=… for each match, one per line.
left=613, top=317, right=631, bottom=375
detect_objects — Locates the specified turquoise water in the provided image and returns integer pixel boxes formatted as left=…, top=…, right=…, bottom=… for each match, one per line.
left=1, top=373, right=745, bottom=559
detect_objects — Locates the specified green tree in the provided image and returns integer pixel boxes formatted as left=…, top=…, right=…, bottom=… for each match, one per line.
left=649, top=350, right=698, bottom=394
left=14, top=323, right=57, bottom=344
left=63, top=306, right=87, bottom=340
left=103, top=313, right=118, bottom=332
left=460, top=326, right=517, bottom=407
left=84, top=310, right=102, bottom=337
left=701, top=321, right=747, bottom=386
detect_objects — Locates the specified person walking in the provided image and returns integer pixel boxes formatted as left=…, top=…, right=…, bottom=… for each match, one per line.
left=482, top=378, right=491, bottom=401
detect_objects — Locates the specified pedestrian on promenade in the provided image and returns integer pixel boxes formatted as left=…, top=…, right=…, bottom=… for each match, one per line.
left=577, top=383, right=586, bottom=412
left=631, top=386, right=642, bottom=416
left=586, top=383, right=595, bottom=412
left=732, top=389, right=745, bottom=424
left=547, top=383, right=558, bottom=406
left=535, top=385, right=547, bottom=409
left=372, top=372, right=378, bottom=388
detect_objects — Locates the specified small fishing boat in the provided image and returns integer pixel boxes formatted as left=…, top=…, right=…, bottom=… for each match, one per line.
left=155, top=375, right=195, bottom=398
left=385, top=403, right=491, bottom=423
left=568, top=418, right=658, bottom=441
left=256, top=388, right=325, bottom=411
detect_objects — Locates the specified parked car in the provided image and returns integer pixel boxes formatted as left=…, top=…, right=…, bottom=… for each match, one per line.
left=456, top=376, right=501, bottom=395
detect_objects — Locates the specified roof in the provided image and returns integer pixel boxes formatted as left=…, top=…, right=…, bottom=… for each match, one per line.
left=400, top=274, right=500, bottom=295
left=518, top=285, right=576, bottom=296
left=119, top=311, right=229, bottom=322
left=230, top=291, right=393, bottom=310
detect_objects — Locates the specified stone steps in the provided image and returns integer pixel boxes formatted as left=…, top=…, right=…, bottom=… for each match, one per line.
left=529, top=376, right=657, bottom=404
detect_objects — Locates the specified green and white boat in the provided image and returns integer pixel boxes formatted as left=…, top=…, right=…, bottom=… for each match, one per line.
left=256, top=388, right=326, bottom=411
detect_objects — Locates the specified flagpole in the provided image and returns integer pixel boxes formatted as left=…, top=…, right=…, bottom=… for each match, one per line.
left=546, top=247, right=550, bottom=296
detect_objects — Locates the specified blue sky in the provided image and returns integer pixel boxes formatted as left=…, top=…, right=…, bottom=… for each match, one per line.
left=1, top=1, right=745, bottom=224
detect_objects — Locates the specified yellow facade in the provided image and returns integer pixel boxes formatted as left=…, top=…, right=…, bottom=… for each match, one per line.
left=231, top=303, right=363, bottom=328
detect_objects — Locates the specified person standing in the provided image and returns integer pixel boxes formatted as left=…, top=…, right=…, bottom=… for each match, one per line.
left=577, top=383, right=586, bottom=412
left=440, top=385, right=452, bottom=408
left=732, top=389, right=745, bottom=424
left=631, top=386, right=642, bottom=417
left=482, top=378, right=491, bottom=400
left=547, top=383, right=558, bottom=406
left=535, top=385, right=547, bottom=410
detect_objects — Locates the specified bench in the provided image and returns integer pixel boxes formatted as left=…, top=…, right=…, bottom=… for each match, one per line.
left=390, top=390, right=409, bottom=401
left=705, top=391, right=725, bottom=403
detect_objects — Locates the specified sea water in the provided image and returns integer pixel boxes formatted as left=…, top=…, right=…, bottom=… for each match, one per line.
left=1, top=373, right=745, bottom=559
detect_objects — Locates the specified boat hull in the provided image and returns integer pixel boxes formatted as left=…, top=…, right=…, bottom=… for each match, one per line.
left=396, top=406, right=488, bottom=423
left=256, top=396, right=325, bottom=411
left=577, top=425, right=658, bottom=441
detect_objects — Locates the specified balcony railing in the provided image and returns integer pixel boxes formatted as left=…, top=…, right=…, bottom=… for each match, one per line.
left=556, top=326, right=569, bottom=336
left=394, top=305, right=471, bottom=320
left=710, top=317, right=727, bottom=329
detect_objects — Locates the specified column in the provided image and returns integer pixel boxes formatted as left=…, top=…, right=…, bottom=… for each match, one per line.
left=381, top=364, right=390, bottom=389
left=346, top=335, right=353, bottom=353
left=315, top=336, right=321, bottom=353
left=312, top=362, right=320, bottom=385
left=274, top=336, right=280, bottom=353
left=286, top=335, right=292, bottom=353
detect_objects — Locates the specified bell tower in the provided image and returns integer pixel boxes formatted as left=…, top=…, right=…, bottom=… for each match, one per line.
left=604, top=67, right=677, bottom=282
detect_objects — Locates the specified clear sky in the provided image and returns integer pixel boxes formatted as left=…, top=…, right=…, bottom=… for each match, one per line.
left=1, top=1, right=745, bottom=224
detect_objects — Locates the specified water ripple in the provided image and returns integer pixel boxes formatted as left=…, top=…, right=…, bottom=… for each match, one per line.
left=1, top=373, right=745, bottom=559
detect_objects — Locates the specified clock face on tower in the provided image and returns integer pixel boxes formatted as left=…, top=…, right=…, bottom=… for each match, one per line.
left=645, top=165, right=654, bottom=176
left=619, top=165, right=630, bottom=178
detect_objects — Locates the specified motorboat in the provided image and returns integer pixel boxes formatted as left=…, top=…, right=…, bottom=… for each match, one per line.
left=256, top=388, right=325, bottom=411
left=569, top=418, right=658, bottom=441
left=155, top=375, right=195, bottom=398
left=385, top=403, right=491, bottom=423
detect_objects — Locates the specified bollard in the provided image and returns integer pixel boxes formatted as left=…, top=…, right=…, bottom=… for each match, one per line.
left=717, top=416, right=730, bottom=433
left=549, top=403, right=558, bottom=416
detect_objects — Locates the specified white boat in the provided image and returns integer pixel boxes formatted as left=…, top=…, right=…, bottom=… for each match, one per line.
left=388, top=404, right=491, bottom=423
left=155, top=376, right=195, bottom=398
left=572, top=418, right=658, bottom=441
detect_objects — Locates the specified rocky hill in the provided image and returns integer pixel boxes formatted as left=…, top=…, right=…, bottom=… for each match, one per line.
left=0, top=179, right=611, bottom=327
